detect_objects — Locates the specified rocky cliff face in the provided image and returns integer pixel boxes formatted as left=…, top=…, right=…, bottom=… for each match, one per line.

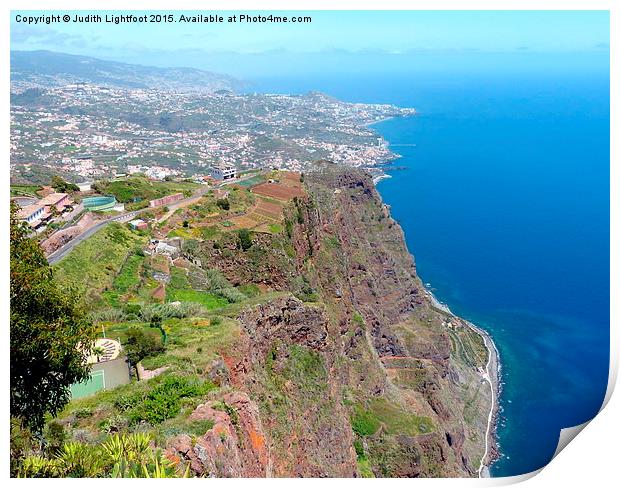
left=167, top=164, right=493, bottom=477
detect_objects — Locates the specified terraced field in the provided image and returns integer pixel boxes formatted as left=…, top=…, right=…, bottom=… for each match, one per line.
left=251, top=182, right=304, bottom=200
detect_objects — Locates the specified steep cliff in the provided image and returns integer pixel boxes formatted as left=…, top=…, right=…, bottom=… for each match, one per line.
left=167, top=164, right=494, bottom=477
left=53, top=165, right=494, bottom=478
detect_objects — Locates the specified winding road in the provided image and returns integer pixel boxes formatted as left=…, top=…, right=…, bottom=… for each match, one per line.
left=46, top=210, right=141, bottom=265
left=476, top=326, right=497, bottom=478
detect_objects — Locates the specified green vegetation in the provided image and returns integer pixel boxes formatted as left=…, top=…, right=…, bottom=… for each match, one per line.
left=168, top=289, right=228, bottom=309
left=187, top=267, right=247, bottom=303
left=238, top=283, right=260, bottom=298
left=53, top=223, right=147, bottom=306
left=11, top=166, right=486, bottom=478
left=102, top=252, right=145, bottom=307
left=51, top=175, right=79, bottom=193
left=200, top=225, right=219, bottom=240
left=10, top=184, right=42, bottom=197
left=268, top=223, right=283, bottom=234
left=368, top=398, right=434, bottom=436
left=91, top=175, right=198, bottom=204
left=16, top=432, right=189, bottom=478
left=166, top=267, right=229, bottom=309
left=234, top=174, right=265, bottom=187
left=252, top=340, right=335, bottom=461
left=236, top=228, right=253, bottom=250
left=124, top=326, right=165, bottom=365
left=351, top=397, right=434, bottom=438
left=354, top=439, right=375, bottom=478
left=447, top=324, right=489, bottom=370
left=10, top=204, right=96, bottom=432
left=351, top=405, right=381, bottom=437
left=216, top=198, right=230, bottom=210
left=113, top=375, right=215, bottom=426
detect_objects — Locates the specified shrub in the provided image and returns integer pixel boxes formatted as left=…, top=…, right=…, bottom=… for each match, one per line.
left=126, top=376, right=216, bottom=426
left=98, top=414, right=127, bottom=434
left=51, top=175, right=79, bottom=193
left=236, top=229, right=253, bottom=251
left=293, top=275, right=318, bottom=302
left=140, top=302, right=204, bottom=322
left=43, top=421, right=66, bottom=456
left=73, top=408, right=92, bottom=419
left=16, top=433, right=187, bottom=478
left=216, top=198, right=230, bottom=211
left=124, top=326, right=165, bottom=365
left=217, top=287, right=247, bottom=303
left=188, top=268, right=247, bottom=303
left=239, top=284, right=260, bottom=298
left=353, top=439, right=364, bottom=458
left=89, top=308, right=126, bottom=323
left=124, top=303, right=142, bottom=316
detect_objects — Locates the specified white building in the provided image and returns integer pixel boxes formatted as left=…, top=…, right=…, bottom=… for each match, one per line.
left=211, top=164, right=237, bottom=181
left=92, top=134, right=108, bottom=144
left=77, top=182, right=93, bottom=192
left=16, top=204, right=48, bottom=228
left=155, top=241, right=180, bottom=257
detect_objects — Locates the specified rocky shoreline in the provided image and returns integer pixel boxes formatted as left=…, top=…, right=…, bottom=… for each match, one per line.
left=425, top=290, right=501, bottom=477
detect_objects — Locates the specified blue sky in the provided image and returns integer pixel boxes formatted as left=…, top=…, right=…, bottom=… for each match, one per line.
left=11, top=10, right=609, bottom=77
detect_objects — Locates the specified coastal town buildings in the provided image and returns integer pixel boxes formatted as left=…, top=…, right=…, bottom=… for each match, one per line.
left=11, top=84, right=414, bottom=184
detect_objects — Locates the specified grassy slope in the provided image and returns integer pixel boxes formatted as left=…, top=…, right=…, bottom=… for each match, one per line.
left=166, top=266, right=229, bottom=309
left=10, top=184, right=42, bottom=197
left=97, top=176, right=199, bottom=203
left=53, top=223, right=147, bottom=306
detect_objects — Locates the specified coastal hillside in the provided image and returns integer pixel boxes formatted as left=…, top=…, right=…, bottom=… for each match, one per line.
left=15, top=166, right=494, bottom=477
left=10, top=50, right=243, bottom=92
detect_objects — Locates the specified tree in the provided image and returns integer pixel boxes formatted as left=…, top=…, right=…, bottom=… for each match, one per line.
left=124, top=326, right=164, bottom=366
left=93, top=346, right=106, bottom=363
left=10, top=203, right=96, bottom=432
left=90, top=180, right=107, bottom=194
left=237, top=228, right=253, bottom=251
left=50, top=175, right=79, bottom=193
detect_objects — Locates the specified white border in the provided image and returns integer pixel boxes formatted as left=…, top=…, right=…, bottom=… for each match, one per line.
left=2, top=2, right=616, bottom=487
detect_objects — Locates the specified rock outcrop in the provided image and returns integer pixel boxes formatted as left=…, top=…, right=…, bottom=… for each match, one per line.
left=165, top=392, right=270, bottom=477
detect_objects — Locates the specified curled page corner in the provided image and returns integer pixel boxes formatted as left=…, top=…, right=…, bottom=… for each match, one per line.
left=546, top=364, right=617, bottom=470
left=479, top=420, right=595, bottom=484
left=490, top=362, right=617, bottom=484
left=552, top=420, right=591, bottom=460
left=491, top=468, right=544, bottom=485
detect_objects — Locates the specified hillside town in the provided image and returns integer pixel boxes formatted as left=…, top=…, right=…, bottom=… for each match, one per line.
left=10, top=83, right=415, bottom=185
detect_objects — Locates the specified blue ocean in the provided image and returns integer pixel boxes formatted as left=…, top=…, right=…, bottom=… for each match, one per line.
left=252, top=55, right=610, bottom=477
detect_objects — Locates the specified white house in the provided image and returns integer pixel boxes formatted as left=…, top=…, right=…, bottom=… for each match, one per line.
left=155, top=241, right=180, bottom=258
left=16, top=204, right=47, bottom=227
left=211, top=164, right=237, bottom=181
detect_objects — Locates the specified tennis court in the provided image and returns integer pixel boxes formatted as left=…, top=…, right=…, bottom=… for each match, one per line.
left=235, top=175, right=265, bottom=188
left=69, top=357, right=131, bottom=400
left=70, top=370, right=105, bottom=399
